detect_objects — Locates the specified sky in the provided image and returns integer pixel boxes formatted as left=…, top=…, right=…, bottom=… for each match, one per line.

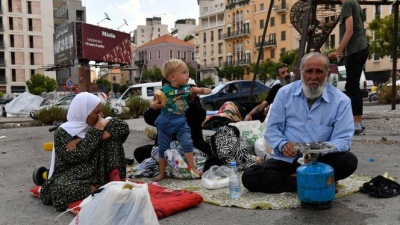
left=83, top=0, right=200, bottom=34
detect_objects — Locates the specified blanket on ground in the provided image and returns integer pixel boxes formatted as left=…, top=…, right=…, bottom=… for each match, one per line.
left=126, top=169, right=371, bottom=210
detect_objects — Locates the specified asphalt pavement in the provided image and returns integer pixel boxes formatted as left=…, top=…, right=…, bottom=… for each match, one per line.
left=0, top=103, right=400, bottom=225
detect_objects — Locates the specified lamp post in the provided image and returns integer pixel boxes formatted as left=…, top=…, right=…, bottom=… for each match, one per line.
left=97, top=12, right=111, bottom=26
left=117, top=19, right=128, bottom=30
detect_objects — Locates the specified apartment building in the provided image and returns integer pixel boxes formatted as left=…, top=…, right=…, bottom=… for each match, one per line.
left=197, top=0, right=226, bottom=84
left=133, top=17, right=169, bottom=46
left=0, top=0, right=56, bottom=94
left=170, top=18, right=197, bottom=40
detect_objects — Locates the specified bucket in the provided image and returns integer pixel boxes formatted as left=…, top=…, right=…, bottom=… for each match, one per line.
left=296, top=161, right=335, bottom=210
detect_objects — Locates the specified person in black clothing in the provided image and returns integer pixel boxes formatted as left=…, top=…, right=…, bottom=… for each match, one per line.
left=133, top=78, right=213, bottom=166
left=244, top=64, right=291, bottom=122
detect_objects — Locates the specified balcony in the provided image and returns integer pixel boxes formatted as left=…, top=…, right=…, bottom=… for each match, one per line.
left=255, top=40, right=277, bottom=49
left=222, top=29, right=251, bottom=40
left=222, top=59, right=251, bottom=67
left=199, top=63, right=216, bottom=70
left=134, top=59, right=147, bottom=66
left=274, top=4, right=289, bottom=13
left=225, top=0, right=251, bottom=10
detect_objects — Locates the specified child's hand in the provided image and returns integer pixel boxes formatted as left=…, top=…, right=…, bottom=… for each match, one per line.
left=203, top=88, right=212, bottom=95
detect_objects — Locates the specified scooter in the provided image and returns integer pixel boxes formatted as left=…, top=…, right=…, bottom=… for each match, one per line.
left=368, top=85, right=379, bottom=102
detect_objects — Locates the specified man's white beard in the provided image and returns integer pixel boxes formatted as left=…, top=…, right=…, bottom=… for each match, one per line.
left=301, top=76, right=327, bottom=99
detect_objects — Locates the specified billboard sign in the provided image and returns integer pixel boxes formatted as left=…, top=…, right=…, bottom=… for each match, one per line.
left=54, top=23, right=75, bottom=64
left=80, top=23, right=132, bottom=65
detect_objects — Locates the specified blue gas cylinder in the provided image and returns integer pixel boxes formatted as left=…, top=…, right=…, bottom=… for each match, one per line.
left=296, top=161, right=335, bottom=210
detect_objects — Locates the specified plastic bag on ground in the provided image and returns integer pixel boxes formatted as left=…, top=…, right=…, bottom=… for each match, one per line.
left=201, top=165, right=230, bottom=189
left=69, top=181, right=159, bottom=225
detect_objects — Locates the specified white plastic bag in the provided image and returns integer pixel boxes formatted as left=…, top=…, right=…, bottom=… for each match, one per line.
left=229, top=120, right=266, bottom=154
left=201, top=165, right=230, bottom=189
left=254, top=137, right=273, bottom=161
left=69, top=181, right=159, bottom=225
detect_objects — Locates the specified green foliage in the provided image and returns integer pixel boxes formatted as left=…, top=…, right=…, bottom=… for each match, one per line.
left=153, top=66, right=163, bottom=81
left=184, top=35, right=194, bottom=42
left=255, top=92, right=267, bottom=102
left=201, top=76, right=215, bottom=87
left=36, top=106, right=67, bottom=125
left=96, top=79, right=112, bottom=93
left=142, top=67, right=162, bottom=82
left=112, top=83, right=120, bottom=93
left=119, top=84, right=128, bottom=94
left=367, top=15, right=400, bottom=59
left=101, top=102, right=113, bottom=118
left=26, top=74, right=58, bottom=95
left=0, top=91, right=3, bottom=98
left=125, top=95, right=150, bottom=118
left=279, top=49, right=298, bottom=70
left=250, top=59, right=280, bottom=82
left=215, top=65, right=242, bottom=81
left=232, top=66, right=244, bottom=80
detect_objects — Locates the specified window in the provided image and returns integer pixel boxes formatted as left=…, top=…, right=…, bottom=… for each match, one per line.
left=373, top=52, right=380, bottom=61
left=12, top=69, right=16, bottom=81
left=270, top=17, right=275, bottom=27
left=192, top=52, right=194, bottom=60
left=374, top=5, right=381, bottom=18
left=169, top=50, right=173, bottom=58
left=260, top=19, right=264, bottom=29
left=281, top=48, right=286, bottom=55
left=260, top=3, right=264, bottom=11
left=141, top=29, right=144, bottom=33
left=362, top=9, right=366, bottom=22
left=203, top=32, right=206, bottom=43
left=158, top=28, right=160, bottom=32
left=8, top=0, right=12, bottom=12
left=178, top=51, right=181, bottom=59
left=28, top=18, right=33, bottom=31
left=30, top=52, right=34, bottom=65
left=218, top=29, right=223, bottom=40
left=27, top=1, right=32, bottom=14
left=149, top=52, right=152, bottom=60
left=281, top=15, right=286, bottom=24
left=157, top=50, right=160, bottom=59
left=183, top=52, right=187, bottom=60
left=29, top=35, right=34, bottom=48
left=281, top=31, right=286, bottom=41
left=9, top=18, right=13, bottom=30
left=211, top=31, right=214, bottom=42
left=31, top=69, right=35, bottom=76
left=76, top=10, right=84, bottom=21
left=270, top=49, right=275, bottom=59
left=10, top=35, right=14, bottom=47
left=11, top=52, right=15, bottom=64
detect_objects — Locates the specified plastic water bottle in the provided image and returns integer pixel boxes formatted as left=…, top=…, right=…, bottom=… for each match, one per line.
left=229, top=162, right=241, bottom=200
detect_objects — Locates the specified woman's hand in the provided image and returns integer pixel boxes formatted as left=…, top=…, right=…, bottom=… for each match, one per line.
left=66, top=138, right=82, bottom=152
left=94, top=114, right=108, bottom=131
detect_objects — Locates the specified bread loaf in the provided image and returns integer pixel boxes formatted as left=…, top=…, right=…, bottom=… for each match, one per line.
left=155, top=89, right=167, bottom=107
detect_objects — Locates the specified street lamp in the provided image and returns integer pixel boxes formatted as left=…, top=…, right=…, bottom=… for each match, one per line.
left=97, top=12, right=111, bottom=26
left=117, top=19, right=128, bottom=30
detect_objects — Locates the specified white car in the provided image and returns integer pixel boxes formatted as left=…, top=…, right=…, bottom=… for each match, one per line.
left=329, top=65, right=370, bottom=98
left=112, top=82, right=162, bottom=115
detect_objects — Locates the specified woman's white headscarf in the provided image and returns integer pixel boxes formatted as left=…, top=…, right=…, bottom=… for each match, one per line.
left=49, top=92, right=100, bottom=178
left=60, top=92, right=101, bottom=138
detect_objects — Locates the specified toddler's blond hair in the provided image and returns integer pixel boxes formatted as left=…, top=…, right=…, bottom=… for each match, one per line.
left=162, top=58, right=186, bottom=79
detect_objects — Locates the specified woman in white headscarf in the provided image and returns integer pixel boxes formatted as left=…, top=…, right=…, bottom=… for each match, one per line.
left=40, top=92, right=130, bottom=211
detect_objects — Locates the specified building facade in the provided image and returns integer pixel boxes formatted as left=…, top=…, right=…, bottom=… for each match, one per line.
left=134, top=34, right=197, bottom=83
left=0, top=0, right=56, bottom=95
left=133, top=17, right=169, bottom=46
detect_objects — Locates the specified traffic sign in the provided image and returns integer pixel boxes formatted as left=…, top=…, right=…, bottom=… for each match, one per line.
left=66, top=78, right=74, bottom=88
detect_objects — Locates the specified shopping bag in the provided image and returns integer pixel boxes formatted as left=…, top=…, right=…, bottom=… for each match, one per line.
left=229, top=120, right=266, bottom=155
left=201, top=165, right=230, bottom=189
left=69, top=181, right=159, bottom=225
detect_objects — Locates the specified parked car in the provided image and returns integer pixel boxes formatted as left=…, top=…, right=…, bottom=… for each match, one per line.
left=199, top=80, right=271, bottom=111
left=334, top=66, right=370, bottom=98
left=29, top=92, right=108, bottom=120
left=0, top=98, right=13, bottom=104
left=112, top=82, right=162, bottom=115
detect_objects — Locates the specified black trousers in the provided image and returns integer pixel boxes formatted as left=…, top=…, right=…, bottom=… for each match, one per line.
left=241, top=151, right=358, bottom=193
left=343, top=47, right=368, bottom=116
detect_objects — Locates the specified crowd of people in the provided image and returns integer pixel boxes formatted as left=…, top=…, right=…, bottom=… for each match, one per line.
left=39, top=52, right=362, bottom=211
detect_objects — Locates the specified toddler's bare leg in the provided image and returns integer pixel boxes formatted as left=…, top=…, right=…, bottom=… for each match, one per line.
left=153, top=158, right=166, bottom=182
left=184, top=151, right=203, bottom=177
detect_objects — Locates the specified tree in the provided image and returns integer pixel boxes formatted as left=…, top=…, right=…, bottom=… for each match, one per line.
left=119, top=84, right=128, bottom=94
left=141, top=69, right=154, bottom=81
left=96, top=79, right=112, bottom=93
left=112, top=83, right=120, bottom=93
left=279, top=49, right=298, bottom=70
left=249, top=59, right=280, bottom=82
left=26, top=74, right=58, bottom=95
left=153, top=66, right=162, bottom=82
left=367, top=15, right=400, bottom=59
left=187, top=63, right=197, bottom=80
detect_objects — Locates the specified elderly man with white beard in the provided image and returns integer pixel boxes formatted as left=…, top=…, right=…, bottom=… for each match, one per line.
left=241, top=52, right=358, bottom=194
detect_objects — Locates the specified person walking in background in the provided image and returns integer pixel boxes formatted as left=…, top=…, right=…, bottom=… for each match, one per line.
left=329, top=0, right=369, bottom=134
left=242, top=52, right=358, bottom=193
left=153, top=59, right=211, bottom=181
left=244, top=64, right=291, bottom=122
